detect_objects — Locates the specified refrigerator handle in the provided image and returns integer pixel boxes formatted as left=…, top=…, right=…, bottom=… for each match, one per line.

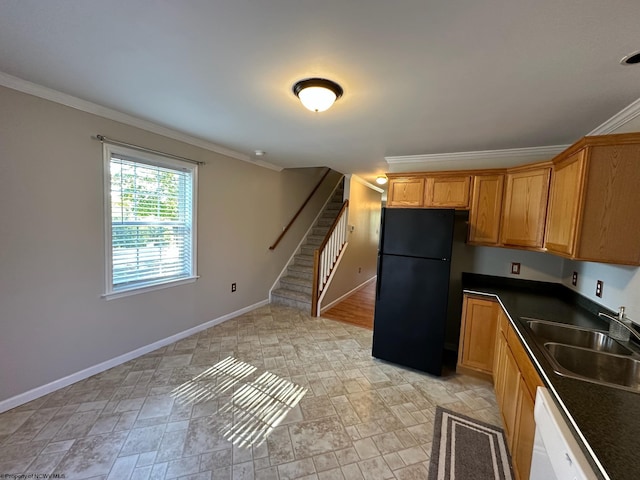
left=376, top=255, right=382, bottom=301
left=377, top=207, right=386, bottom=254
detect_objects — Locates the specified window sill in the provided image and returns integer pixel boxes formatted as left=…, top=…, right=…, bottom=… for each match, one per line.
left=102, top=276, right=199, bottom=300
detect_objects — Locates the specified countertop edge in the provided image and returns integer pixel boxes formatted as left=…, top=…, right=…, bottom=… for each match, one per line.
left=463, top=288, right=610, bottom=480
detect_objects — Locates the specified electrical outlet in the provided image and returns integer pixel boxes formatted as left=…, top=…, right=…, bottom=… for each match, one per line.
left=231, top=283, right=237, bottom=292
left=572, top=271, right=578, bottom=286
left=358, top=267, right=362, bottom=273
left=511, top=262, right=521, bottom=275
left=596, top=280, right=603, bottom=298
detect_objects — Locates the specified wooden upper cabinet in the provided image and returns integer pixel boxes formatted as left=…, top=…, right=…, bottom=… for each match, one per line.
left=544, top=151, right=586, bottom=256
left=387, top=176, right=425, bottom=207
left=468, top=174, right=505, bottom=245
left=545, top=133, right=640, bottom=265
left=424, top=175, right=471, bottom=209
left=500, top=164, right=551, bottom=249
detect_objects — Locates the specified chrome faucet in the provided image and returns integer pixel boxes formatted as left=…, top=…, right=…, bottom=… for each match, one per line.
left=599, top=307, right=640, bottom=343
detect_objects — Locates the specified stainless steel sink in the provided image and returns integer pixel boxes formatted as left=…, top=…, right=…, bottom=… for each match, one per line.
left=525, top=319, right=633, bottom=355
left=544, top=343, right=640, bottom=393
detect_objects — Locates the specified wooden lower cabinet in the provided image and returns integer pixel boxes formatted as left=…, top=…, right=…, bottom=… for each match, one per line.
left=498, top=342, right=521, bottom=445
left=457, top=295, right=499, bottom=378
left=458, top=298, right=542, bottom=480
left=512, top=380, right=536, bottom=480
left=495, top=317, right=543, bottom=480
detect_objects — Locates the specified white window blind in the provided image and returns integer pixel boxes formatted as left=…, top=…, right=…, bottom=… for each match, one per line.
left=104, top=144, right=197, bottom=297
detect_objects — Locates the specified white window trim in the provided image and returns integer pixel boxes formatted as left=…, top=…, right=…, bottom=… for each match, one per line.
left=102, top=143, right=198, bottom=299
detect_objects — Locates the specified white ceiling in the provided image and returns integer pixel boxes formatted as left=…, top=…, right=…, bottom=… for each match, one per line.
left=1, top=1, right=640, bottom=184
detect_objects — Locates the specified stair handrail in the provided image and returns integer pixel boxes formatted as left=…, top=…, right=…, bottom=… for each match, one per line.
left=311, top=199, right=349, bottom=316
left=269, top=168, right=331, bottom=250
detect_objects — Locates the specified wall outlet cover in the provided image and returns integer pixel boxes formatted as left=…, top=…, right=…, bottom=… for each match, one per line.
left=596, top=280, right=603, bottom=298
left=572, top=271, right=578, bottom=286
left=511, top=262, right=521, bottom=275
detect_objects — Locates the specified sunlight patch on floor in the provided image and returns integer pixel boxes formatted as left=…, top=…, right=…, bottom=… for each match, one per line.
left=171, top=356, right=257, bottom=405
left=220, top=371, right=307, bottom=448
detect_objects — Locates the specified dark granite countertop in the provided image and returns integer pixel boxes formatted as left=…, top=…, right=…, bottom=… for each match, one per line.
left=461, top=273, right=639, bottom=480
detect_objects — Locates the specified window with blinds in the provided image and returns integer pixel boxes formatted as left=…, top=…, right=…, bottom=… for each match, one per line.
left=103, top=144, right=197, bottom=297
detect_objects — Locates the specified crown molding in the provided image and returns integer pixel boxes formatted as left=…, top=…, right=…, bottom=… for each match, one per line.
left=385, top=144, right=569, bottom=165
left=587, top=96, right=640, bottom=135
left=0, top=71, right=283, bottom=172
left=348, top=174, right=385, bottom=193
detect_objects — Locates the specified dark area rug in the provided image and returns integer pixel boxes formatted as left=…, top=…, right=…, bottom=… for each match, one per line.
left=428, top=407, right=513, bottom=480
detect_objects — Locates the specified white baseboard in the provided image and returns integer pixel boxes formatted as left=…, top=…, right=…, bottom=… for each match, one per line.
left=320, top=276, right=377, bottom=314
left=0, top=299, right=269, bottom=414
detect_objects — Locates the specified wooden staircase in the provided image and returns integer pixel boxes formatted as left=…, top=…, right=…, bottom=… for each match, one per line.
left=271, top=183, right=345, bottom=312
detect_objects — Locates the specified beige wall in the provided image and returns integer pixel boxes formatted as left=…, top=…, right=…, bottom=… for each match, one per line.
left=0, top=86, right=340, bottom=405
left=321, top=176, right=382, bottom=308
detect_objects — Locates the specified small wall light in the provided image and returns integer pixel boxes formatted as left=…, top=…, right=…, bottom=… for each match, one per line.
left=292, top=78, right=343, bottom=112
left=376, top=175, right=388, bottom=185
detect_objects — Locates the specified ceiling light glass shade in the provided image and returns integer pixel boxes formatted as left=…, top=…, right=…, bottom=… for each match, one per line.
left=376, top=175, right=388, bottom=185
left=293, top=78, right=343, bottom=112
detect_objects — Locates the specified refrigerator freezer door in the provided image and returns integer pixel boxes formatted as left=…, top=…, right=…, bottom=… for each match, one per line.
left=380, top=208, right=455, bottom=260
left=372, top=254, right=451, bottom=375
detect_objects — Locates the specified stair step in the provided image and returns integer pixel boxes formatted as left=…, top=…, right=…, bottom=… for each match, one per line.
left=317, top=218, right=335, bottom=227
left=305, top=235, right=324, bottom=245
left=272, top=287, right=311, bottom=302
left=270, top=180, right=345, bottom=315
left=312, top=226, right=330, bottom=236
left=321, top=206, right=342, bottom=218
left=271, top=288, right=312, bottom=312
left=294, top=254, right=314, bottom=267
left=288, top=264, right=314, bottom=280
left=301, top=244, right=318, bottom=256
left=280, top=276, right=313, bottom=294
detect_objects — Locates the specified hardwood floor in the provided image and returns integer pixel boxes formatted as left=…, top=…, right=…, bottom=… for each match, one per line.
left=322, top=280, right=376, bottom=329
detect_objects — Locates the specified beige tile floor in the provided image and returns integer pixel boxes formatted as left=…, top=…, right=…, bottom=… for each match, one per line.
left=0, top=304, right=501, bottom=480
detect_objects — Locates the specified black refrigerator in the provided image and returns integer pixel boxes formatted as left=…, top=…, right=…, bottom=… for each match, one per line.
left=372, top=207, right=455, bottom=376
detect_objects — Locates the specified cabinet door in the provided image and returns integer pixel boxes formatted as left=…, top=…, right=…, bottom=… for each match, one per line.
left=493, top=310, right=508, bottom=404
left=387, top=177, right=425, bottom=207
left=458, top=296, right=499, bottom=375
left=424, top=175, right=471, bottom=209
left=576, top=143, right=640, bottom=265
left=493, top=332, right=507, bottom=409
left=468, top=174, right=504, bottom=245
left=544, top=151, right=587, bottom=255
left=512, top=381, right=536, bottom=480
left=500, top=167, right=551, bottom=248
left=500, top=344, right=522, bottom=448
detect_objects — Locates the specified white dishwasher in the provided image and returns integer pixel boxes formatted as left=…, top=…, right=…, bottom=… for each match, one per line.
left=529, top=387, right=599, bottom=480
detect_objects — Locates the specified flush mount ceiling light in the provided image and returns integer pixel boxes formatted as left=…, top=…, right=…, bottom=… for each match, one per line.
left=620, top=50, right=640, bottom=65
left=375, top=175, right=388, bottom=185
left=292, top=78, right=343, bottom=112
